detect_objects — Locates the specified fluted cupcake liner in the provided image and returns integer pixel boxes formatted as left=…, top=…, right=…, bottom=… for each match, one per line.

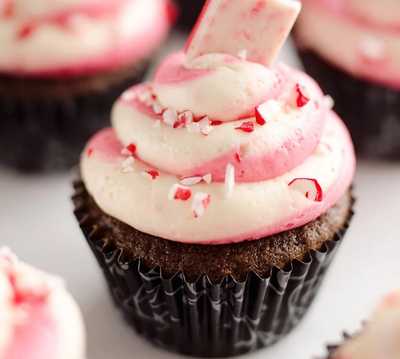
left=175, top=0, right=205, bottom=31
left=72, top=180, right=353, bottom=357
left=296, top=48, right=400, bottom=160
left=0, top=63, right=149, bottom=173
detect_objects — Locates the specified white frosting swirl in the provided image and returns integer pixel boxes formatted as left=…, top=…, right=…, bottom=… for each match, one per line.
left=0, top=0, right=172, bottom=76
left=81, top=52, right=355, bottom=245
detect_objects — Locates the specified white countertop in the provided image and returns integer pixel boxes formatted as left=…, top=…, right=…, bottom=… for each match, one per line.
left=1, top=39, right=400, bottom=359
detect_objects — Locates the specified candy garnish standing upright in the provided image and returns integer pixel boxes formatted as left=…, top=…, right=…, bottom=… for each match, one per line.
left=185, top=0, right=301, bottom=66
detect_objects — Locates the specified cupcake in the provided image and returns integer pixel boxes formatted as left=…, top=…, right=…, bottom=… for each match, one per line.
left=0, top=248, right=86, bottom=359
left=73, top=0, right=356, bottom=356
left=175, top=0, right=205, bottom=31
left=0, top=0, right=173, bottom=172
left=322, top=290, right=400, bottom=359
left=295, top=0, right=400, bottom=159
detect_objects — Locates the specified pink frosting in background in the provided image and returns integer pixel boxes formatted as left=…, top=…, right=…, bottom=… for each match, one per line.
left=0, top=249, right=85, bottom=359
left=0, top=0, right=175, bottom=77
left=298, top=0, right=400, bottom=88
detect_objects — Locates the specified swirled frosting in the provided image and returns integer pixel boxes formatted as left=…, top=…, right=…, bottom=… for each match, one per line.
left=0, top=249, right=86, bottom=359
left=296, top=0, right=400, bottom=89
left=81, top=50, right=355, bottom=245
left=332, top=290, right=400, bottom=359
left=0, top=0, right=173, bottom=77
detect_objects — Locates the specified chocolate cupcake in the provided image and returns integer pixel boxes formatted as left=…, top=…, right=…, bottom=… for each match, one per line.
left=0, top=0, right=173, bottom=172
left=295, top=0, right=400, bottom=160
left=322, top=291, right=400, bottom=359
left=0, top=248, right=86, bottom=359
left=175, top=0, right=205, bottom=31
left=73, top=0, right=356, bottom=356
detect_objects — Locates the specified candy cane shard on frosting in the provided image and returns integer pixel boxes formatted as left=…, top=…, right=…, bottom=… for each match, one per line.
left=288, top=178, right=323, bottom=202
left=185, top=0, right=301, bottom=66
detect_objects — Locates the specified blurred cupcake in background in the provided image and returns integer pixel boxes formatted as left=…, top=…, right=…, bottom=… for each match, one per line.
left=322, top=290, right=400, bottom=359
left=0, top=0, right=174, bottom=172
left=0, top=248, right=86, bottom=359
left=295, top=0, right=400, bottom=159
left=175, top=0, right=205, bottom=31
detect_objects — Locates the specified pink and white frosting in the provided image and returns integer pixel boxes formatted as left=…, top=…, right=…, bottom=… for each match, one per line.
left=0, top=0, right=174, bottom=77
left=0, top=249, right=86, bottom=359
left=81, top=49, right=355, bottom=245
left=332, top=290, right=400, bottom=359
left=296, top=0, right=400, bottom=89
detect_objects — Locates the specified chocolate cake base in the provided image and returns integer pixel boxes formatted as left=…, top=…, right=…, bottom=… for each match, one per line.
left=175, top=0, right=205, bottom=31
left=0, top=62, right=149, bottom=173
left=297, top=48, right=400, bottom=160
left=73, top=180, right=354, bottom=357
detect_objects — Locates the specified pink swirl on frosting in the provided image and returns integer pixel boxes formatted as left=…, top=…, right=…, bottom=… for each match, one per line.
left=0, top=249, right=85, bottom=359
left=114, top=53, right=327, bottom=183
left=81, top=50, right=355, bottom=244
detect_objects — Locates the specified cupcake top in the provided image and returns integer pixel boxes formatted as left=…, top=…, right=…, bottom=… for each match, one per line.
left=0, top=249, right=86, bottom=359
left=0, top=0, right=174, bottom=77
left=81, top=0, right=355, bottom=245
left=331, top=290, right=400, bottom=359
left=296, top=0, right=400, bottom=88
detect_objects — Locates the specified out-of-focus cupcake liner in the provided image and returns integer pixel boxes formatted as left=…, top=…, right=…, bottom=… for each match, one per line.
left=175, top=0, right=205, bottom=31
left=72, top=180, right=354, bottom=357
left=0, top=63, right=149, bottom=173
left=318, top=332, right=353, bottom=359
left=296, top=48, right=400, bottom=160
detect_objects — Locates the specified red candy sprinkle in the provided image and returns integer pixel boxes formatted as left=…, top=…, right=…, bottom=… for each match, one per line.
left=235, top=152, right=242, bottom=163
left=174, top=187, right=192, bottom=201
left=295, top=84, right=310, bottom=108
left=173, top=116, right=186, bottom=129
left=17, top=22, right=36, bottom=40
left=127, top=144, right=137, bottom=155
left=2, top=0, right=14, bottom=17
left=146, top=170, right=160, bottom=180
left=235, top=121, right=254, bottom=133
left=210, top=120, right=223, bottom=126
left=255, top=106, right=267, bottom=126
left=288, top=178, right=323, bottom=202
left=87, top=148, right=93, bottom=157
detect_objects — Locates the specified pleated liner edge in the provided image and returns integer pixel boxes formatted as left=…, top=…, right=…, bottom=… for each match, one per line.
left=72, top=180, right=354, bottom=358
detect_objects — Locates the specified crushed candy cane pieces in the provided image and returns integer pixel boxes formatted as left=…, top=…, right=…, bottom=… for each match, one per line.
left=295, top=84, right=310, bottom=108
left=288, top=178, right=323, bottom=202
left=192, top=192, right=211, bottom=218
left=235, top=121, right=254, bottom=133
left=121, top=156, right=135, bottom=173
left=168, top=184, right=192, bottom=201
left=224, top=163, right=235, bottom=199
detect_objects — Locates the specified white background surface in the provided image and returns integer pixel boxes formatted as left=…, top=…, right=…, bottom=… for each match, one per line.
left=1, top=38, right=400, bottom=359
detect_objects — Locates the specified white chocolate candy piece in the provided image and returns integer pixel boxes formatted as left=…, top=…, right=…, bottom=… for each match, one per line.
left=185, top=0, right=301, bottom=66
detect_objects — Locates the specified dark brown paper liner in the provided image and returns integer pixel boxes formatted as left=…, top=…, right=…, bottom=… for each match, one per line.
left=0, top=63, right=149, bottom=173
left=174, top=0, right=206, bottom=31
left=72, top=180, right=354, bottom=357
left=295, top=47, right=400, bottom=160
